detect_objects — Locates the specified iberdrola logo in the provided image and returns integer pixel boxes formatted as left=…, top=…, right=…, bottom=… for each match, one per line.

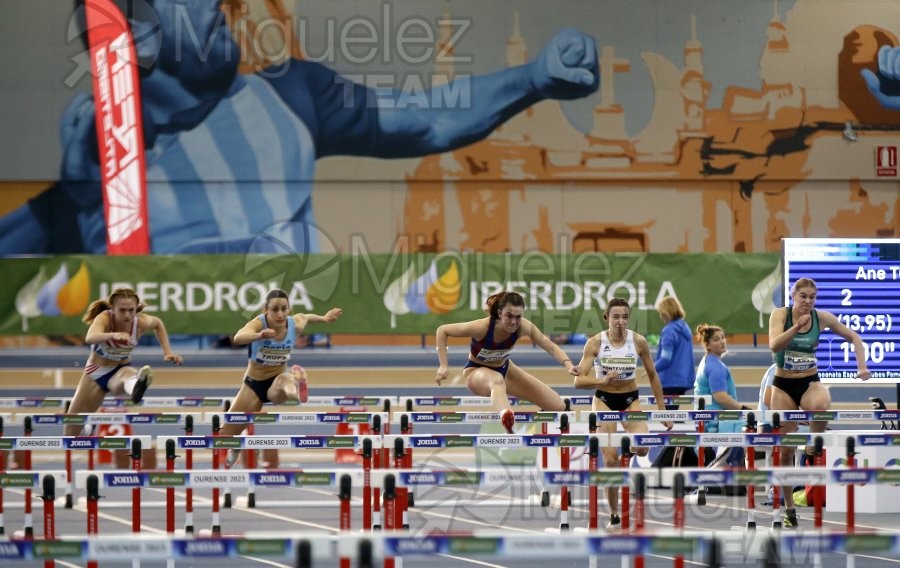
left=383, top=259, right=461, bottom=328
left=15, top=263, right=91, bottom=331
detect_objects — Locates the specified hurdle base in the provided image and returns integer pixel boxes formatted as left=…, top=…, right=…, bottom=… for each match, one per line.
left=771, top=521, right=782, bottom=530
left=184, top=525, right=194, bottom=535
left=746, top=521, right=756, bottom=530
left=247, top=492, right=256, bottom=508
left=223, top=494, right=232, bottom=509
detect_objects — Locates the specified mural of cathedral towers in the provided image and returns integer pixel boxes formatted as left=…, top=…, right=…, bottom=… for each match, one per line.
left=311, top=1, right=900, bottom=255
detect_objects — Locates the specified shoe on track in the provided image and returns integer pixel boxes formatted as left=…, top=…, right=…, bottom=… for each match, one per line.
left=292, top=365, right=309, bottom=403
left=500, top=409, right=515, bottom=434
left=784, top=509, right=799, bottom=529
left=606, top=514, right=622, bottom=531
left=131, top=366, right=153, bottom=404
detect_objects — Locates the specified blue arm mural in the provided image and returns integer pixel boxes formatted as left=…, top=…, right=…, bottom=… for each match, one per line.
left=861, top=45, right=900, bottom=110
left=0, top=0, right=598, bottom=256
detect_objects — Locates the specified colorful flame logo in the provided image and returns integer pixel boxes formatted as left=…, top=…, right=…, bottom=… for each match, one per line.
left=751, top=259, right=783, bottom=329
left=15, top=263, right=91, bottom=331
left=383, top=260, right=461, bottom=328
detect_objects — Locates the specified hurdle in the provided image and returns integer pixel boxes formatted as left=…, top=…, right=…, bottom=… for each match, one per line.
left=16, top=411, right=199, bottom=508
left=0, top=471, right=66, bottom=543
left=1, top=529, right=899, bottom=566
left=157, top=433, right=377, bottom=533
left=391, top=409, right=577, bottom=507
left=0, top=434, right=149, bottom=536
left=75, top=468, right=362, bottom=536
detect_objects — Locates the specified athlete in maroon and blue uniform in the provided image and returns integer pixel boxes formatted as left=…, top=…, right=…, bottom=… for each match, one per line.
left=435, top=291, right=579, bottom=433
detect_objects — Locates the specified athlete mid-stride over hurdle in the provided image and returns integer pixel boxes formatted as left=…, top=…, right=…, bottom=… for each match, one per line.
left=224, top=288, right=342, bottom=468
left=434, top=290, right=579, bottom=433
left=65, top=288, right=183, bottom=436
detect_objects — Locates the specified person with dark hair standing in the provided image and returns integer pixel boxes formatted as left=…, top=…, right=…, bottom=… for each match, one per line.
left=574, top=297, right=672, bottom=531
left=224, top=288, right=342, bottom=467
left=654, top=296, right=694, bottom=410
left=65, top=287, right=182, bottom=435
left=767, top=276, right=869, bottom=527
left=435, top=291, right=578, bottom=433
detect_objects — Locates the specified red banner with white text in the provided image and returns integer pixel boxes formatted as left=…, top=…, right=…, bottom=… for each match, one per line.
left=84, top=0, right=149, bottom=254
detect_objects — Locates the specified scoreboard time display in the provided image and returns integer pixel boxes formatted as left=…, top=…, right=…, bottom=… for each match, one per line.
left=782, top=238, right=900, bottom=383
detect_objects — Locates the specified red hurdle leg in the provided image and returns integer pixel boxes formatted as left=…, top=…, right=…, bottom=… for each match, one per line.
left=339, top=474, right=352, bottom=568
left=42, top=475, right=55, bottom=568
left=846, top=437, right=856, bottom=533
left=184, top=415, right=195, bottom=534
left=165, top=439, right=176, bottom=534
left=23, top=417, right=33, bottom=539
left=673, top=473, right=685, bottom=568
left=131, top=440, right=142, bottom=534
left=86, top=475, right=99, bottom=568
left=362, top=438, right=373, bottom=530
left=383, top=474, right=396, bottom=568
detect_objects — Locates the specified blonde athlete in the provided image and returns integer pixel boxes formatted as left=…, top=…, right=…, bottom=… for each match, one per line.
left=66, top=288, right=182, bottom=435
left=768, top=276, right=869, bottom=527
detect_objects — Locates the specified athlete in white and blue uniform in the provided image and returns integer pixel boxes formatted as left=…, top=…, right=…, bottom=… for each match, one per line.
left=0, top=0, right=599, bottom=255
left=66, top=288, right=183, bottom=436
left=574, top=297, right=672, bottom=531
left=222, top=288, right=342, bottom=467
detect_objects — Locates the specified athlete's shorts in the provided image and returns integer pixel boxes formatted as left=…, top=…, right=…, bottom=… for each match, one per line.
left=84, top=362, right=129, bottom=392
left=464, top=359, right=511, bottom=378
left=594, top=389, right=640, bottom=411
left=244, top=376, right=276, bottom=404
left=772, top=374, right=820, bottom=407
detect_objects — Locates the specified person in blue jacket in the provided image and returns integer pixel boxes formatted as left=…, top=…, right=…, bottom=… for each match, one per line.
left=0, top=0, right=599, bottom=255
left=654, top=296, right=695, bottom=410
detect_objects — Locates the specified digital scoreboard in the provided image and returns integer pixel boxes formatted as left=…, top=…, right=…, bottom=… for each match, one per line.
left=782, top=238, right=900, bottom=383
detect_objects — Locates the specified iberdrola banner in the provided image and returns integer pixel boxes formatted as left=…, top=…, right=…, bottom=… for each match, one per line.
left=0, top=253, right=779, bottom=336
left=85, top=0, right=150, bottom=254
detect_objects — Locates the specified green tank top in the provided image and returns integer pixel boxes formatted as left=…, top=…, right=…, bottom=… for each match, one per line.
left=774, top=309, right=820, bottom=372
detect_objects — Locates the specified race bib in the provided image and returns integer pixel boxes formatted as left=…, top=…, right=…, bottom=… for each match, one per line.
left=475, top=348, right=512, bottom=363
left=783, top=350, right=816, bottom=372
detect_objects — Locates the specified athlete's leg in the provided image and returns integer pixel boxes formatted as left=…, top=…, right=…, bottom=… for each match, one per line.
left=222, top=383, right=266, bottom=468
left=769, top=385, right=800, bottom=512
left=64, top=372, right=106, bottom=436
left=268, top=370, right=299, bottom=405
left=464, top=367, right=510, bottom=410
left=503, top=362, right=566, bottom=411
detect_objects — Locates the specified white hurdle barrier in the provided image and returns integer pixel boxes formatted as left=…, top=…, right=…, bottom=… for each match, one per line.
left=1, top=530, right=899, bottom=564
